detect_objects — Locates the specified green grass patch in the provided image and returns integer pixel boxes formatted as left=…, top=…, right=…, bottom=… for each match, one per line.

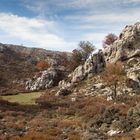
left=1, top=92, right=43, bottom=105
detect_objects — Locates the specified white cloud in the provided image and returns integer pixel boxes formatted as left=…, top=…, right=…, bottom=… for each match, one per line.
left=83, top=33, right=106, bottom=41
left=24, top=0, right=98, bottom=12
left=123, top=0, right=140, bottom=3
left=65, top=7, right=140, bottom=24
left=0, top=13, right=75, bottom=51
left=81, top=33, right=108, bottom=48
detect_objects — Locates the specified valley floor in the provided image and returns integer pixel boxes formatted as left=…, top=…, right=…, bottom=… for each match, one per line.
left=0, top=90, right=140, bottom=140
left=0, top=92, right=43, bottom=105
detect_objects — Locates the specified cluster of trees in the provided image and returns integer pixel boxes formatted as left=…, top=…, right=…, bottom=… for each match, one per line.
left=70, top=41, right=95, bottom=70
left=36, top=33, right=118, bottom=72
left=53, top=41, right=96, bottom=71
left=68, top=33, right=118, bottom=70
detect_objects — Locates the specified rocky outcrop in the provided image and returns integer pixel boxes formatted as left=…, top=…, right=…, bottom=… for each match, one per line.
left=57, top=50, right=106, bottom=95
left=104, top=22, right=140, bottom=62
left=102, top=23, right=140, bottom=92
left=0, top=43, right=71, bottom=95
left=55, top=24, right=140, bottom=98
left=25, top=66, right=66, bottom=91
left=126, top=59, right=140, bottom=90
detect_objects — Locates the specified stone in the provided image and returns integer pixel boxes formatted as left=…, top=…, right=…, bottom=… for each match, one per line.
left=26, top=66, right=65, bottom=91
left=57, top=50, right=106, bottom=94
left=126, top=78, right=140, bottom=90
left=127, top=58, right=138, bottom=67
left=55, top=88, right=71, bottom=96
left=93, top=83, right=105, bottom=89
left=104, top=23, right=140, bottom=62
left=107, top=129, right=121, bottom=136
left=100, top=123, right=109, bottom=132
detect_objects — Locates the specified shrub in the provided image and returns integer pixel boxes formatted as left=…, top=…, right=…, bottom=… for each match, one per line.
left=70, top=41, right=95, bottom=70
left=36, top=59, right=50, bottom=70
left=101, top=62, right=126, bottom=100
left=36, top=94, right=70, bottom=109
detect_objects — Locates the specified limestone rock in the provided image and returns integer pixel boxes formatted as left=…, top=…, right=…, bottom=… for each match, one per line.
left=26, top=66, right=65, bottom=91
left=127, top=58, right=138, bottom=66
left=126, top=62, right=140, bottom=90
left=58, top=50, right=106, bottom=93
left=104, top=23, right=140, bottom=62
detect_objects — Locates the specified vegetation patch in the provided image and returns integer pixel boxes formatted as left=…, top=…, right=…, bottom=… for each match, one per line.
left=1, top=92, right=43, bottom=105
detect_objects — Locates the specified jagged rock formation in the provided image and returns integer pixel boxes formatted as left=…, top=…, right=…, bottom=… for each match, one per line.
left=25, top=50, right=106, bottom=92
left=25, top=66, right=66, bottom=91
left=57, top=50, right=106, bottom=95
left=104, top=22, right=140, bottom=62
left=71, top=50, right=106, bottom=82
left=57, top=23, right=140, bottom=97
left=103, top=23, right=140, bottom=90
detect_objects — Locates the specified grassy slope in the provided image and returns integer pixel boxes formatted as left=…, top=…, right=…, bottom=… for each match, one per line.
left=1, top=92, right=43, bottom=105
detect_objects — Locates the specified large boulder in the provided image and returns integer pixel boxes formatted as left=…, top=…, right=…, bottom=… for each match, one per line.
left=26, top=66, right=65, bottom=91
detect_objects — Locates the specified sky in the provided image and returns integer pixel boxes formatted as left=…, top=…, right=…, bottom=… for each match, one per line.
left=0, top=0, right=140, bottom=51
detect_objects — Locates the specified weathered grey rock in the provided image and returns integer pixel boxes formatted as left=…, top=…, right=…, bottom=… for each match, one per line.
left=127, top=58, right=138, bottom=66
left=104, top=23, right=140, bottom=62
left=26, top=66, right=65, bottom=91
left=126, top=62, right=140, bottom=90
left=58, top=50, right=106, bottom=92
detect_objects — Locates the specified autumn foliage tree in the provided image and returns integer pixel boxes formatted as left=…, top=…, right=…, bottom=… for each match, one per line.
left=68, top=41, right=95, bottom=71
left=103, top=33, right=118, bottom=48
left=36, top=59, right=50, bottom=71
left=102, top=62, right=126, bottom=100
left=58, top=52, right=70, bottom=67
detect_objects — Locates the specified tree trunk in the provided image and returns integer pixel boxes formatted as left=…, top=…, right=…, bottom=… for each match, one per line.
left=112, top=82, right=117, bottom=100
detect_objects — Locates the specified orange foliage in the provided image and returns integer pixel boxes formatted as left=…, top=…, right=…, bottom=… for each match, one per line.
left=36, top=60, right=49, bottom=70
left=102, top=62, right=126, bottom=100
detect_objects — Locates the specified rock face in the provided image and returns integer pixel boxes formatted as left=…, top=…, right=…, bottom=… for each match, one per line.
left=57, top=50, right=106, bottom=94
left=0, top=43, right=71, bottom=95
left=26, top=66, right=66, bottom=91
left=104, top=22, right=140, bottom=62
left=126, top=59, right=140, bottom=90
left=71, top=50, right=106, bottom=83
left=103, top=23, right=140, bottom=91
left=56, top=23, right=140, bottom=97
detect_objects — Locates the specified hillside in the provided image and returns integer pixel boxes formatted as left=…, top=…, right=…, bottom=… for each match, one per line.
left=0, top=43, right=70, bottom=95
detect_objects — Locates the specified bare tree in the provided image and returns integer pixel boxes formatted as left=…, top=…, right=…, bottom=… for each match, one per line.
left=101, top=62, right=126, bottom=100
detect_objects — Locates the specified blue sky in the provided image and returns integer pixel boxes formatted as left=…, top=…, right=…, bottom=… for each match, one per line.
left=0, top=0, right=140, bottom=51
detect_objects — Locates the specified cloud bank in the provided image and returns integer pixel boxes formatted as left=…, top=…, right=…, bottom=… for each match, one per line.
left=0, top=0, right=140, bottom=51
left=0, top=13, right=75, bottom=51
